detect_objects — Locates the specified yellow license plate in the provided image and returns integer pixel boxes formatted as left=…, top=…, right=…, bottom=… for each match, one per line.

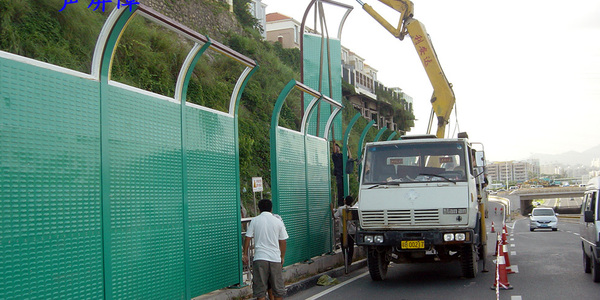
left=401, top=240, right=425, bottom=249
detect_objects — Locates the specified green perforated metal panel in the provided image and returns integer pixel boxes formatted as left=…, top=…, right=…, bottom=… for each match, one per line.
left=186, top=108, right=240, bottom=296
left=105, top=85, right=185, bottom=299
left=305, top=136, right=333, bottom=256
left=1, top=53, right=245, bottom=299
left=302, top=34, right=342, bottom=140
left=274, top=128, right=309, bottom=264
left=0, top=57, right=104, bottom=299
left=271, top=128, right=334, bottom=265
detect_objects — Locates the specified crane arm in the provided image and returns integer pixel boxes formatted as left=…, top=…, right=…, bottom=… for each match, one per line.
left=357, top=0, right=455, bottom=138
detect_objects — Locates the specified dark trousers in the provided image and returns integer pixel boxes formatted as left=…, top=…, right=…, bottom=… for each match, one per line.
left=335, top=175, right=344, bottom=206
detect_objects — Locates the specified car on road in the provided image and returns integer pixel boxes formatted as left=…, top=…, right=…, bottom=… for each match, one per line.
left=529, top=207, right=558, bottom=231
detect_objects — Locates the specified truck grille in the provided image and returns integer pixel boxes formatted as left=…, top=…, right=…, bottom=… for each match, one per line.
left=361, top=209, right=440, bottom=228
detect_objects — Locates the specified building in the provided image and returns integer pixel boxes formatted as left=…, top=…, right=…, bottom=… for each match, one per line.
left=392, top=87, right=413, bottom=112
left=250, top=0, right=267, bottom=39
left=341, top=46, right=410, bottom=131
left=265, top=13, right=301, bottom=49
left=487, top=160, right=540, bottom=183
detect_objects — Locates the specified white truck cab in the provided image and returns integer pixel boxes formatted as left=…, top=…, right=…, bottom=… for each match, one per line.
left=354, top=134, right=487, bottom=281
left=581, top=177, right=600, bottom=282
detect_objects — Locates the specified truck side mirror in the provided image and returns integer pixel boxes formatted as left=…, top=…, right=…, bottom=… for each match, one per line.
left=584, top=210, right=595, bottom=223
left=475, top=151, right=485, bottom=168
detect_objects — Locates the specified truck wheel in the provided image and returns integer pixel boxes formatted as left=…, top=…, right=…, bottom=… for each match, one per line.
left=460, top=244, right=478, bottom=278
left=367, top=247, right=389, bottom=281
left=584, top=251, right=591, bottom=273
left=592, top=254, right=600, bottom=282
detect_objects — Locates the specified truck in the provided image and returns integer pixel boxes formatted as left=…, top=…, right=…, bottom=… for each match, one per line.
left=352, top=0, right=489, bottom=280
left=355, top=134, right=488, bottom=280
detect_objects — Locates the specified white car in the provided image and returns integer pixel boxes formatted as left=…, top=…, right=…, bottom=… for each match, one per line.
left=529, top=208, right=558, bottom=231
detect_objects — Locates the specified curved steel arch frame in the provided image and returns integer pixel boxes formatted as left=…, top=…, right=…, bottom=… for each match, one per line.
left=342, top=113, right=363, bottom=198
left=270, top=79, right=342, bottom=265
left=300, top=0, right=353, bottom=140
left=357, top=120, right=376, bottom=175
left=374, top=127, right=388, bottom=142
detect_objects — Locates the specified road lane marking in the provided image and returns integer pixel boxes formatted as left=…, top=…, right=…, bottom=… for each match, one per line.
left=305, top=271, right=370, bottom=300
left=508, top=265, right=519, bottom=273
left=511, top=251, right=516, bottom=256
left=511, top=296, right=522, bottom=300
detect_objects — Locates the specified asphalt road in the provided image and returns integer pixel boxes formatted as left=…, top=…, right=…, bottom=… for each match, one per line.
left=287, top=202, right=600, bottom=300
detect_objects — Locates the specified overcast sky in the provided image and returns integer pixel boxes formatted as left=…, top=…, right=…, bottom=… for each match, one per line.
left=262, top=0, right=600, bottom=162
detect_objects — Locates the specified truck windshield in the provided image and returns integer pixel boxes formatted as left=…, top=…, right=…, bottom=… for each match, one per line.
left=362, top=142, right=468, bottom=185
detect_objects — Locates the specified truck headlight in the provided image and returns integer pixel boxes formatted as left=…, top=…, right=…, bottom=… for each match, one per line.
left=443, top=233, right=455, bottom=242
left=374, top=235, right=384, bottom=243
left=455, top=233, right=466, bottom=241
left=364, top=235, right=374, bottom=243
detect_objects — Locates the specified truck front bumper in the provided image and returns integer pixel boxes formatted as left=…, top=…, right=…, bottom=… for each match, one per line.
left=355, top=229, right=475, bottom=248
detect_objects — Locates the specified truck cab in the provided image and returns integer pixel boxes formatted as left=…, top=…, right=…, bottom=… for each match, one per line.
left=355, top=134, right=487, bottom=280
left=581, top=177, right=600, bottom=282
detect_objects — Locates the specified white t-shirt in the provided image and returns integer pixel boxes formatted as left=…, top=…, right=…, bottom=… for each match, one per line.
left=246, top=211, right=289, bottom=263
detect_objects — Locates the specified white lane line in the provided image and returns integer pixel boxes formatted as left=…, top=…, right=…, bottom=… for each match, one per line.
left=509, top=265, right=519, bottom=273
left=511, top=295, right=522, bottom=300
left=305, top=271, right=370, bottom=300
left=511, top=251, right=516, bottom=256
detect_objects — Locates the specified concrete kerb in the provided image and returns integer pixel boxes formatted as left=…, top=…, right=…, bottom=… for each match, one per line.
left=194, top=247, right=366, bottom=300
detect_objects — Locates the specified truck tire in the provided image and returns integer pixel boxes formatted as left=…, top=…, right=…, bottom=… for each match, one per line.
left=592, top=254, right=600, bottom=282
left=460, top=244, right=478, bottom=278
left=367, top=247, right=389, bottom=281
left=584, top=251, right=591, bottom=273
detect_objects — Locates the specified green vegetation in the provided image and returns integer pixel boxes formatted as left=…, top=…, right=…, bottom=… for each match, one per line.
left=375, top=85, right=415, bottom=132
left=0, top=0, right=109, bottom=73
left=0, top=0, right=414, bottom=214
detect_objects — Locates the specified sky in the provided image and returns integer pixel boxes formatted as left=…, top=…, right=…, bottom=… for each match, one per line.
left=262, top=0, right=600, bottom=162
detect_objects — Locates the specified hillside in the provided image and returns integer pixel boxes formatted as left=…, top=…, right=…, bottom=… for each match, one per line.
left=530, top=144, right=600, bottom=166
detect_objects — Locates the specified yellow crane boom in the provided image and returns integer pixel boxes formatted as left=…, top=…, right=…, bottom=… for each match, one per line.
left=356, top=0, right=455, bottom=138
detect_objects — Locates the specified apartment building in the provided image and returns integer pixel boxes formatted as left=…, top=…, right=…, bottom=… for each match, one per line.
left=249, top=0, right=267, bottom=39
left=487, top=160, right=540, bottom=183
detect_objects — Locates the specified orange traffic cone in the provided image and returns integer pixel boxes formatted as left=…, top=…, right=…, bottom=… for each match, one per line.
left=491, top=253, right=513, bottom=290
left=502, top=243, right=515, bottom=274
left=491, top=221, right=495, bottom=233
